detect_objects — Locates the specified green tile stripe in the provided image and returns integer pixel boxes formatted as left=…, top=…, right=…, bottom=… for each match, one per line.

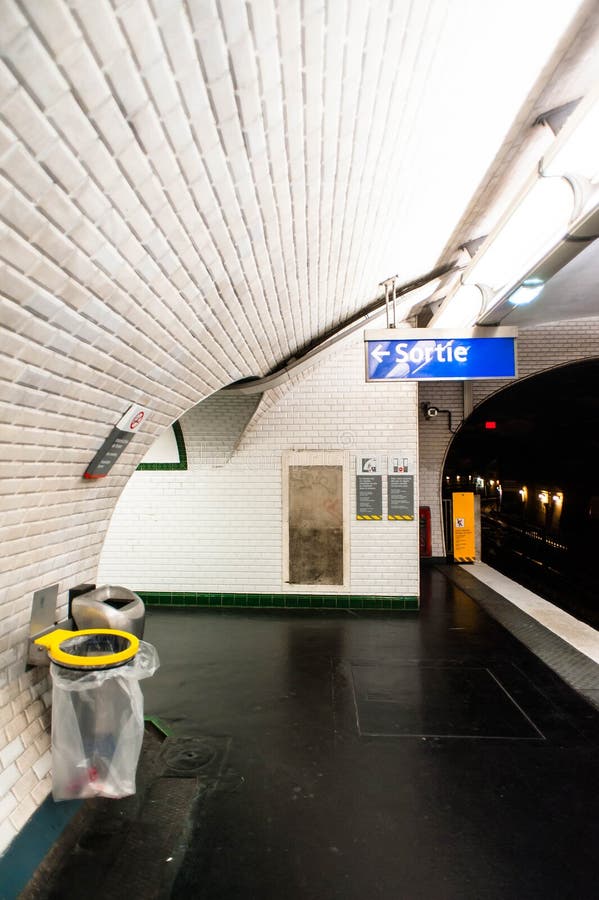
left=138, top=591, right=418, bottom=610
left=137, top=420, right=188, bottom=471
left=144, top=715, right=174, bottom=737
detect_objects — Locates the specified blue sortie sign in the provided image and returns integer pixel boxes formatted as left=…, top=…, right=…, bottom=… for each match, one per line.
left=365, top=337, right=516, bottom=381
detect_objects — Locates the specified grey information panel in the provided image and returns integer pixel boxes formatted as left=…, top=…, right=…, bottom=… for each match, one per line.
left=388, top=475, right=414, bottom=520
left=356, top=475, right=382, bottom=520
left=84, top=428, right=134, bottom=479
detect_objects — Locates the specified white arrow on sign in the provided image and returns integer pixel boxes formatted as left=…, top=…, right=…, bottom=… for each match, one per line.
left=371, top=344, right=391, bottom=365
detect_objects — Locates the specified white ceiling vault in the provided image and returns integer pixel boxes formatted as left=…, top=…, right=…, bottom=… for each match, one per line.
left=1, top=0, right=595, bottom=398
left=3, top=2, right=599, bottom=827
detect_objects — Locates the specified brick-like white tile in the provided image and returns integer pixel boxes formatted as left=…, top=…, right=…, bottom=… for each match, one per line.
left=1, top=0, right=598, bottom=849
left=32, top=749, right=52, bottom=780
left=57, top=42, right=111, bottom=113
left=0, top=818, right=17, bottom=856
left=0, top=794, right=17, bottom=821
left=20, top=0, right=81, bottom=56
left=9, top=793, right=37, bottom=831
left=0, top=736, right=24, bottom=768
left=0, top=763, right=20, bottom=796
left=4, top=29, right=69, bottom=108
left=32, top=775, right=52, bottom=806
left=13, top=768, right=38, bottom=803
left=5, top=712, right=27, bottom=743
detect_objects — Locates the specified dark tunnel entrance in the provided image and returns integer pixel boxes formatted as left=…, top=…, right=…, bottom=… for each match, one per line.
left=442, top=359, right=599, bottom=628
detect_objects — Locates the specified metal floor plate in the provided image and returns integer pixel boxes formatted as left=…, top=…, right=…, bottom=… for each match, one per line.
left=351, top=663, right=545, bottom=739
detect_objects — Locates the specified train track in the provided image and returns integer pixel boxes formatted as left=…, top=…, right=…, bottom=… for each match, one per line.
left=481, top=513, right=599, bottom=630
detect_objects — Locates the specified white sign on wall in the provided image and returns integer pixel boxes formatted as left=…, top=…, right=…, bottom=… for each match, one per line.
left=116, top=404, right=148, bottom=432
left=357, top=453, right=385, bottom=474
left=388, top=453, right=411, bottom=475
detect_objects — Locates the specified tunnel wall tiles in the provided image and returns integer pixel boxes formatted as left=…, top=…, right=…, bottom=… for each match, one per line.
left=138, top=592, right=419, bottom=610
left=99, top=335, right=421, bottom=599
left=418, top=318, right=599, bottom=557
left=0, top=0, right=597, bottom=856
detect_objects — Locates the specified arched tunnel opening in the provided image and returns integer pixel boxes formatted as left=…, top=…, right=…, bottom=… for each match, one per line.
left=442, top=359, right=599, bottom=628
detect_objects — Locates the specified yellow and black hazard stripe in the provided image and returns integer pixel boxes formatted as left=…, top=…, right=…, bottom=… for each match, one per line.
left=387, top=515, right=414, bottom=521
left=356, top=514, right=382, bottom=520
left=454, top=556, right=475, bottom=564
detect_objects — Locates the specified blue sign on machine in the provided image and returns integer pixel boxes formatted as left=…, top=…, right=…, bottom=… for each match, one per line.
left=365, top=328, right=517, bottom=381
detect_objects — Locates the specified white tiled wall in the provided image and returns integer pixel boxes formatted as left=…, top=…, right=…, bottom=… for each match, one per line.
left=419, top=317, right=599, bottom=555
left=0, top=288, right=234, bottom=856
left=0, top=0, right=593, bottom=857
left=99, top=335, right=420, bottom=598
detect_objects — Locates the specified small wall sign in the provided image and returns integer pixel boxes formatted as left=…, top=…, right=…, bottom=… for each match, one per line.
left=84, top=404, right=148, bottom=480
left=388, top=453, right=411, bottom=475
left=116, top=404, right=147, bottom=432
left=357, top=453, right=385, bottom=475
left=388, top=475, right=414, bottom=520
left=356, top=475, right=383, bottom=520
left=452, top=492, right=475, bottom=563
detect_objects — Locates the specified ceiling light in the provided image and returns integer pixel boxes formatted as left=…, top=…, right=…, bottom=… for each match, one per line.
left=432, top=283, right=485, bottom=327
left=464, top=176, right=574, bottom=292
left=507, top=278, right=544, bottom=305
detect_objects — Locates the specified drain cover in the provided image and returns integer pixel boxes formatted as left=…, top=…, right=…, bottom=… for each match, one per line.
left=160, top=738, right=215, bottom=776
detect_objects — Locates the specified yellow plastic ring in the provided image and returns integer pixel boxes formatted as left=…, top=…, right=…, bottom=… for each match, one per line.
left=35, top=628, right=139, bottom=669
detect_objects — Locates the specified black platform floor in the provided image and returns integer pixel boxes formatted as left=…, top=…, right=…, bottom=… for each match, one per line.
left=23, top=567, right=599, bottom=900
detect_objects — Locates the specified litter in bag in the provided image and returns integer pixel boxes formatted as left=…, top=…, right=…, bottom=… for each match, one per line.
left=48, top=640, right=159, bottom=801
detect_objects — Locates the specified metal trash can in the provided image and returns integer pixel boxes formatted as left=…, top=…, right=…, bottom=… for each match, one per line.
left=35, top=628, right=159, bottom=801
left=72, top=585, right=145, bottom=638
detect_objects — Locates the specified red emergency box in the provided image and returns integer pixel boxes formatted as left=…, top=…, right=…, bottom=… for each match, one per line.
left=419, top=506, right=432, bottom=557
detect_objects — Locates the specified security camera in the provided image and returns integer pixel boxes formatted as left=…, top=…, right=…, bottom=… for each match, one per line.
left=425, top=405, right=439, bottom=418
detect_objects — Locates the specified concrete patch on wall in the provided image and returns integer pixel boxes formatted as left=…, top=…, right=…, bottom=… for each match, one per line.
left=288, top=465, right=344, bottom=586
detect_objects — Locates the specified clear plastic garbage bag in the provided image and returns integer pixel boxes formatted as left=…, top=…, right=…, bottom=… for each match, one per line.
left=48, top=640, right=159, bottom=801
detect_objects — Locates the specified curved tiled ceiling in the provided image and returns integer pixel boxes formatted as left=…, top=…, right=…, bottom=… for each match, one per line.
left=1, top=1, right=586, bottom=382
left=0, top=0, right=593, bottom=625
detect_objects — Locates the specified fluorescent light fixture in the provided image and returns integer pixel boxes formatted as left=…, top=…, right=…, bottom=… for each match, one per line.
left=464, top=176, right=574, bottom=292
left=432, top=88, right=597, bottom=329
left=508, top=278, right=544, bottom=305
left=432, top=283, right=484, bottom=327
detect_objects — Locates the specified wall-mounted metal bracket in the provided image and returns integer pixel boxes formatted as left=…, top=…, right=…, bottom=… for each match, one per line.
left=28, top=584, right=73, bottom=667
